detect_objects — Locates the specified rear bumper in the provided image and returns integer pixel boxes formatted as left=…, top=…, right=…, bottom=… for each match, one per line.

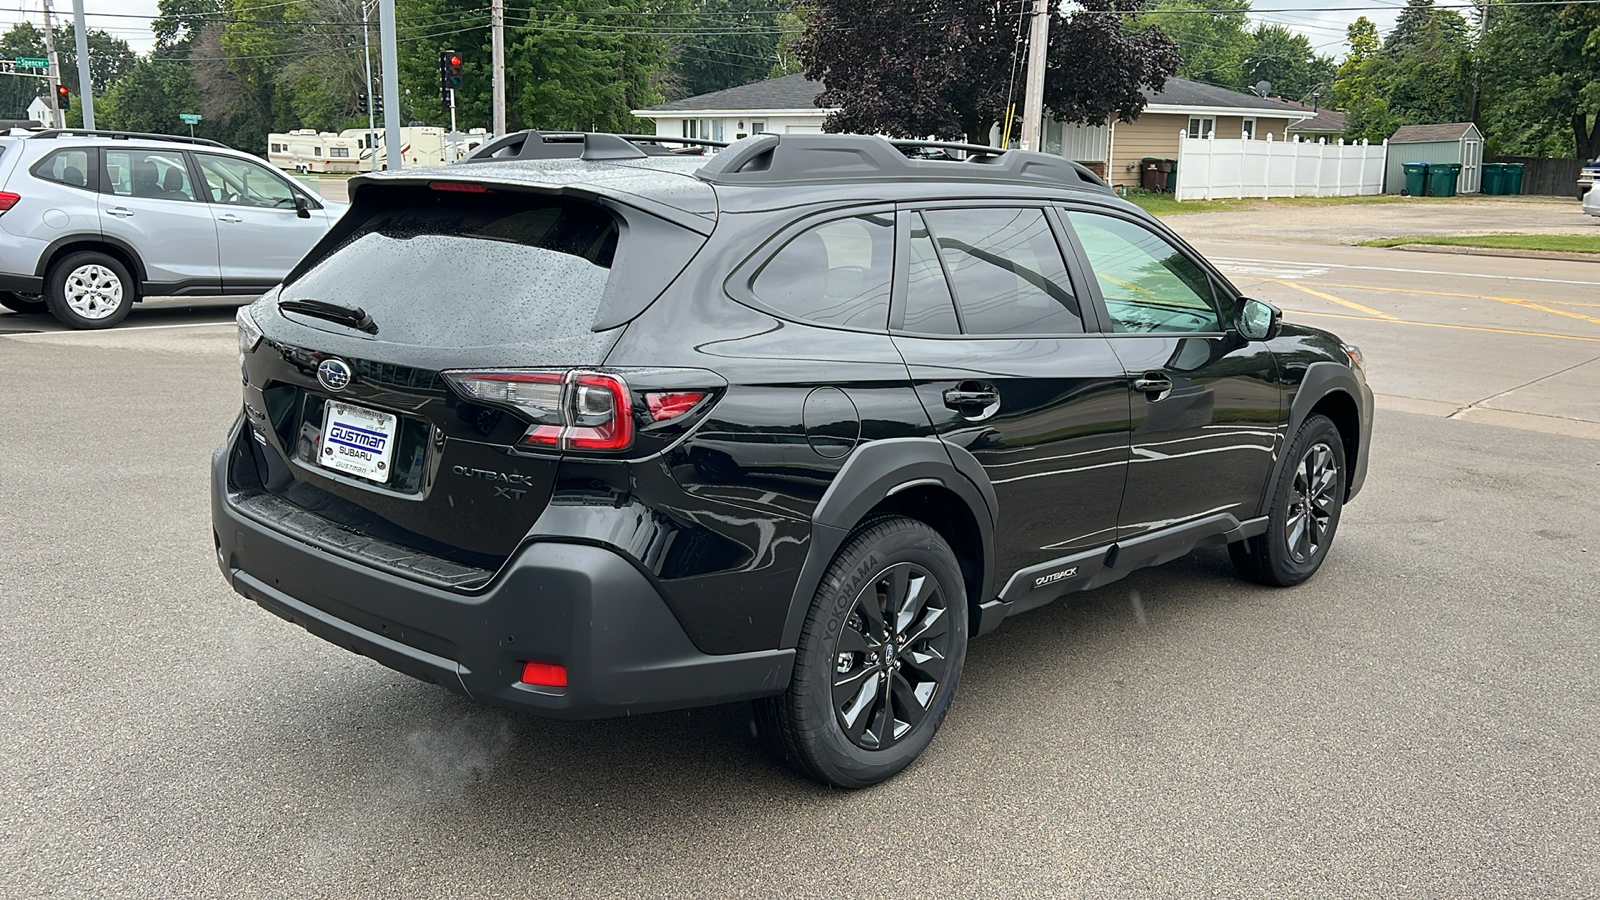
left=211, top=423, right=794, bottom=718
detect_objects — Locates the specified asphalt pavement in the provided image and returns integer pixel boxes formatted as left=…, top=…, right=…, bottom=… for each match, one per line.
left=2, top=242, right=1598, bottom=897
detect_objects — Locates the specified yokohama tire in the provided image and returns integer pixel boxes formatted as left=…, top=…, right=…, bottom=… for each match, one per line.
left=755, top=517, right=968, bottom=788
left=1230, top=413, right=1347, bottom=587
left=44, top=251, right=135, bottom=329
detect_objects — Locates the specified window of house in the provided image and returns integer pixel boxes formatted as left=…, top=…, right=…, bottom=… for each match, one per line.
left=1241, top=118, right=1257, bottom=140
left=751, top=121, right=765, bottom=134
left=1187, top=117, right=1216, bottom=139
left=750, top=214, right=894, bottom=329
left=920, top=207, right=1083, bottom=336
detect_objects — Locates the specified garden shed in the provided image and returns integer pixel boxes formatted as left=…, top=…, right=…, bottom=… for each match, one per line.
left=1385, top=123, right=1484, bottom=194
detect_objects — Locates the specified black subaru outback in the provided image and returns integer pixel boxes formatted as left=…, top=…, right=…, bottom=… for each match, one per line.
left=213, top=132, right=1372, bottom=788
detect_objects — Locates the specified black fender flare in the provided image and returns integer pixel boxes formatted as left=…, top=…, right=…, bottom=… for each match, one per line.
left=779, top=437, right=997, bottom=647
left=34, top=233, right=149, bottom=284
left=1257, top=360, right=1367, bottom=516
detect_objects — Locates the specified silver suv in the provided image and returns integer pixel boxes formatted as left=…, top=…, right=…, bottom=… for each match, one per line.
left=0, top=129, right=346, bottom=329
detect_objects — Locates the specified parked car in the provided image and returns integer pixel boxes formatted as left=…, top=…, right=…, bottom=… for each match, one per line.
left=1583, top=184, right=1599, bottom=219
left=213, top=131, right=1373, bottom=788
left=1581, top=158, right=1600, bottom=199
left=0, top=129, right=345, bottom=329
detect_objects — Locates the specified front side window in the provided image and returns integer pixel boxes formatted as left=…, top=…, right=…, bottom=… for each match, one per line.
left=750, top=214, right=894, bottom=329
left=1066, top=211, right=1223, bottom=334
left=194, top=153, right=298, bottom=210
left=103, top=149, right=195, bottom=201
left=33, top=148, right=93, bottom=190
left=920, top=207, right=1083, bottom=336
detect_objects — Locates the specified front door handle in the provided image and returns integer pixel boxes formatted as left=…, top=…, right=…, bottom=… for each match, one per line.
left=106, top=207, right=134, bottom=217
left=1133, top=372, right=1174, bottom=400
left=943, top=383, right=1001, bottom=420
left=217, top=214, right=243, bottom=223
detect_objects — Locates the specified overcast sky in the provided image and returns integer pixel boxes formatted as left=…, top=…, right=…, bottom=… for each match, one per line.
left=8, top=0, right=1401, bottom=69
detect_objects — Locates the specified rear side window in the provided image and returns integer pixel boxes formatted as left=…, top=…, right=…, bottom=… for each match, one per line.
left=750, top=214, right=893, bottom=329
left=104, top=149, right=196, bottom=201
left=284, top=190, right=623, bottom=348
left=901, top=213, right=959, bottom=335
left=921, top=207, right=1083, bottom=335
left=32, top=148, right=94, bottom=191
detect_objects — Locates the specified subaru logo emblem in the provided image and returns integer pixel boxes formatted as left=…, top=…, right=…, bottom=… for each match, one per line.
left=317, top=358, right=353, bottom=392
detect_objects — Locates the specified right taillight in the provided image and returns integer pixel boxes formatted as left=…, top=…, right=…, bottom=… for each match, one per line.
left=0, top=192, right=20, bottom=213
left=443, top=368, right=633, bottom=451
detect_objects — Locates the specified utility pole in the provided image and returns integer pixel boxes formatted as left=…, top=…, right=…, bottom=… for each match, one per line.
left=362, top=0, right=377, bottom=171
left=71, top=0, right=92, bottom=128
left=378, top=0, right=402, bottom=170
left=40, top=0, right=63, bottom=128
left=491, top=0, right=505, bottom=135
left=1018, top=0, right=1050, bottom=151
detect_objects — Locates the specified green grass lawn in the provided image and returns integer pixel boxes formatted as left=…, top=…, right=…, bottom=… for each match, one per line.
left=1124, top=190, right=1453, bottom=217
left=1359, top=233, right=1600, bottom=254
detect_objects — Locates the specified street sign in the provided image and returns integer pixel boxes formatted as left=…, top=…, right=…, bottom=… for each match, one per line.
left=179, top=113, right=202, bottom=124
left=16, top=57, right=48, bottom=68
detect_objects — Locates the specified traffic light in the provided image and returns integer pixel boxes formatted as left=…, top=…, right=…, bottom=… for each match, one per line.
left=439, top=50, right=463, bottom=99
left=357, top=91, right=383, bottom=115
left=55, top=84, right=69, bottom=111
left=357, top=93, right=366, bottom=115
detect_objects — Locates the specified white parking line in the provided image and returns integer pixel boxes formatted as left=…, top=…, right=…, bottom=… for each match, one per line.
left=0, top=321, right=234, bottom=338
left=1206, top=256, right=1600, bottom=287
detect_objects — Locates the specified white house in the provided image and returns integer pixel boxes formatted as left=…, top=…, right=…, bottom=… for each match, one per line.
left=633, top=74, right=1310, bottom=190
left=27, top=95, right=51, bottom=126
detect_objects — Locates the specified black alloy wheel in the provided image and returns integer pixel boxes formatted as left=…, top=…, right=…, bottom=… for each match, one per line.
left=831, top=561, right=955, bottom=751
left=756, top=517, right=968, bottom=788
left=1230, top=413, right=1346, bottom=587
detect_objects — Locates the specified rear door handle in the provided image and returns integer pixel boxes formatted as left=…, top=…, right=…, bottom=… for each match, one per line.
left=943, top=383, right=1001, bottom=420
left=1133, top=372, right=1174, bottom=400
left=218, top=214, right=243, bottom=223
left=106, top=207, right=134, bottom=218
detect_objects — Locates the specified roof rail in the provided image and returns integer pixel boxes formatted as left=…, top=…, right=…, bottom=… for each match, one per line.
left=26, top=128, right=226, bottom=148
left=697, top=133, right=1112, bottom=193
left=458, top=130, right=729, bottom=164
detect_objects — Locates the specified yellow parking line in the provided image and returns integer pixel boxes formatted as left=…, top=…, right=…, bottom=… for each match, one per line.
left=1275, top=280, right=1396, bottom=318
left=1282, top=308, right=1600, bottom=343
left=1304, top=281, right=1600, bottom=327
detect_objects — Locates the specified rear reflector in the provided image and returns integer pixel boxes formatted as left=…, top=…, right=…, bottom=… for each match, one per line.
left=0, top=192, right=20, bottom=212
left=645, top=391, right=706, bottom=422
left=520, top=661, right=568, bottom=687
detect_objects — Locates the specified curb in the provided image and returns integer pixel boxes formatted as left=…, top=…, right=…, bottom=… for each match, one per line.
left=1387, top=244, right=1600, bottom=264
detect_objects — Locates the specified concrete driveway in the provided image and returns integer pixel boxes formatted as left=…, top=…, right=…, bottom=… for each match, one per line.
left=1163, top=195, right=1597, bottom=244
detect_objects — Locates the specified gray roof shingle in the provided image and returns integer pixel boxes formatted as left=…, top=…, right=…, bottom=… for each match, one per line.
left=636, top=74, right=1307, bottom=116
left=1389, top=123, right=1481, bottom=143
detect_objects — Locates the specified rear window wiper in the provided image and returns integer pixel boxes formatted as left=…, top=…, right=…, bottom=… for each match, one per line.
left=278, top=298, right=379, bottom=335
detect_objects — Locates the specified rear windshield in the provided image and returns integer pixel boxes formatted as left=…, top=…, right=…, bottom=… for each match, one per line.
left=283, top=191, right=620, bottom=347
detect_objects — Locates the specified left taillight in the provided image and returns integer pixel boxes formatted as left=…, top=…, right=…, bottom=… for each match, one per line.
left=443, top=369, right=635, bottom=452
left=0, top=192, right=20, bottom=213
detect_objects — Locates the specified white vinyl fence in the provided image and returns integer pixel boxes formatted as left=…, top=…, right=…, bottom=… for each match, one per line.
left=1174, top=132, right=1388, bottom=201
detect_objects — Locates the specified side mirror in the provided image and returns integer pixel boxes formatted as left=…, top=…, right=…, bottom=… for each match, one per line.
left=293, top=192, right=311, bottom=219
left=1236, top=297, right=1282, bottom=341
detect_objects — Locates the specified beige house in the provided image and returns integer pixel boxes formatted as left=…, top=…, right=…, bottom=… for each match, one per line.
left=634, top=75, right=1309, bottom=191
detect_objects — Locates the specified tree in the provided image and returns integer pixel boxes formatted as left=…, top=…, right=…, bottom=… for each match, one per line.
left=0, top=22, right=135, bottom=118
left=1479, top=2, right=1600, bottom=159
left=798, top=0, right=1180, bottom=144
left=667, top=0, right=784, bottom=100
left=1137, top=0, right=1253, bottom=90
left=1245, top=24, right=1334, bottom=102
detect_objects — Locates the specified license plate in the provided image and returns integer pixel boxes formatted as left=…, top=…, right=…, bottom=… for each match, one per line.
left=319, top=401, right=398, bottom=483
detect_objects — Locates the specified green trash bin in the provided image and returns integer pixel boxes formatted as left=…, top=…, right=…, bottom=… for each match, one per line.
left=1428, top=163, right=1462, bottom=198
left=1163, top=158, right=1178, bottom=192
left=1402, top=161, right=1429, bottom=196
left=1504, top=163, right=1525, bottom=195
left=1481, top=162, right=1506, bottom=195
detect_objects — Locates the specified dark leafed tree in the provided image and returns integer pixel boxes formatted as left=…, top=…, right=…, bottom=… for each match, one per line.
left=797, top=0, right=1180, bottom=144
